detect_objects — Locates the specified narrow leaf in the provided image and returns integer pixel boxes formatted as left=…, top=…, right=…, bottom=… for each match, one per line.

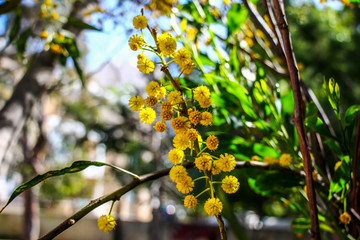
left=66, top=17, right=102, bottom=31
left=0, top=161, right=136, bottom=213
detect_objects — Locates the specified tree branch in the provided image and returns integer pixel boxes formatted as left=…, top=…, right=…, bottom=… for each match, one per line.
left=243, top=0, right=286, bottom=62
left=351, top=114, right=360, bottom=237
left=38, top=160, right=293, bottom=239
left=271, top=0, right=320, bottom=239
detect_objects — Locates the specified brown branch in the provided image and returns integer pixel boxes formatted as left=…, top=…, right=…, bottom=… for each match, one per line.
left=263, top=0, right=284, bottom=55
left=351, top=114, right=360, bottom=237
left=271, top=0, right=320, bottom=239
left=38, top=160, right=293, bottom=239
left=243, top=0, right=286, bottom=62
left=38, top=165, right=176, bottom=240
left=238, top=46, right=289, bottom=78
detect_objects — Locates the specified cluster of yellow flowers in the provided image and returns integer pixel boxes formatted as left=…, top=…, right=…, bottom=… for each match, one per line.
left=252, top=153, right=293, bottom=167
left=128, top=14, right=240, bottom=218
left=37, top=0, right=68, bottom=54
left=39, top=0, right=59, bottom=20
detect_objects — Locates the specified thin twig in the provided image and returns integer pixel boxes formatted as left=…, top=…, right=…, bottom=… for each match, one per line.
left=263, top=0, right=284, bottom=56
left=271, top=0, right=320, bottom=239
left=243, top=0, right=285, bottom=62
left=351, top=114, right=360, bottom=237
left=238, top=46, right=288, bottom=78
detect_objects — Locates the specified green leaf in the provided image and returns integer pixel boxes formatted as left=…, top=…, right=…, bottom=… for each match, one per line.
left=63, top=39, right=85, bottom=85
left=345, top=105, right=360, bottom=127
left=291, top=218, right=310, bottom=234
left=0, top=161, right=132, bottom=213
left=15, top=27, right=32, bottom=58
left=197, top=53, right=216, bottom=67
left=323, top=139, right=343, bottom=157
left=0, top=0, right=20, bottom=15
left=72, top=56, right=85, bottom=86
left=324, top=78, right=340, bottom=118
left=291, top=218, right=333, bottom=234
left=249, top=171, right=303, bottom=196
left=6, top=7, right=21, bottom=48
left=280, top=90, right=294, bottom=115
left=66, top=17, right=102, bottom=31
left=304, top=102, right=335, bottom=139
left=253, top=143, right=279, bottom=158
left=304, top=115, right=335, bottom=139
left=227, top=4, right=248, bottom=35
left=225, top=81, right=258, bottom=120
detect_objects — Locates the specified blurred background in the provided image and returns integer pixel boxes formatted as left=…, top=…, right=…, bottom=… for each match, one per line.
left=0, top=0, right=359, bottom=239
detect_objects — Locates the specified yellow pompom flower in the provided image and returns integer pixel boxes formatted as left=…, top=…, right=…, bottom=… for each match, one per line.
left=176, top=175, right=194, bottom=194
left=154, top=122, right=167, bottom=132
left=128, top=34, right=144, bottom=51
left=279, top=153, right=292, bottom=167
left=137, top=53, right=146, bottom=61
left=146, top=96, right=158, bottom=107
left=194, top=86, right=211, bottom=103
left=128, top=96, right=144, bottom=111
left=195, top=155, right=212, bottom=171
left=339, top=212, right=351, bottom=224
left=139, top=107, right=156, bottom=124
left=44, top=0, right=52, bottom=6
left=169, top=165, right=188, bottom=182
left=133, top=15, right=148, bottom=29
left=180, top=60, right=195, bottom=74
left=204, top=198, right=223, bottom=216
left=161, top=101, right=173, bottom=111
left=39, top=31, right=48, bottom=39
left=97, top=215, right=116, bottom=232
left=218, top=153, right=236, bottom=172
left=206, top=135, right=218, bottom=150
left=157, top=86, right=167, bottom=98
left=184, top=195, right=197, bottom=209
left=50, top=43, right=64, bottom=54
left=200, top=111, right=213, bottom=126
left=221, top=175, right=240, bottom=194
left=173, top=133, right=189, bottom=150
left=251, top=155, right=260, bottom=161
left=312, top=171, right=318, bottom=181
left=167, top=90, right=183, bottom=105
left=171, top=116, right=190, bottom=134
left=186, top=128, right=198, bottom=141
left=189, top=111, right=202, bottom=125
left=137, top=58, right=155, bottom=74
left=161, top=110, right=173, bottom=121
left=198, top=97, right=212, bottom=108
left=168, top=148, right=185, bottom=164
left=146, top=81, right=160, bottom=96
left=264, top=156, right=276, bottom=164
left=211, top=160, right=222, bottom=175
left=158, top=33, right=176, bottom=57
left=50, top=12, right=59, bottom=20
left=174, top=48, right=192, bottom=65
left=157, top=32, right=172, bottom=42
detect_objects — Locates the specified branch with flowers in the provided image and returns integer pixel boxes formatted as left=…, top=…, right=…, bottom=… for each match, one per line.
left=129, top=13, right=243, bottom=239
